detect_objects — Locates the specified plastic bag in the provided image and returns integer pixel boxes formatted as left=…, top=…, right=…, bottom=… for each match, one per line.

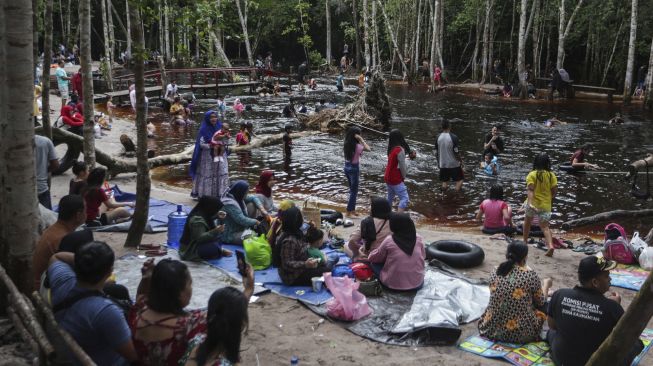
left=630, top=231, right=648, bottom=258
left=242, top=234, right=271, bottom=270
left=324, top=272, right=372, bottom=321
left=639, top=247, right=653, bottom=270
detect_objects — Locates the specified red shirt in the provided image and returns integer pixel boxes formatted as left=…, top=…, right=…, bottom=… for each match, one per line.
left=71, top=72, right=83, bottom=96
left=570, top=150, right=585, bottom=165
left=84, top=188, right=108, bottom=221
left=384, top=146, right=404, bottom=185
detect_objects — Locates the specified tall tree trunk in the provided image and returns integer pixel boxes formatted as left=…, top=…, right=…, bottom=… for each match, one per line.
left=1, top=0, right=40, bottom=293
left=517, top=0, right=528, bottom=99
left=556, top=0, right=584, bottom=69
left=372, top=0, right=379, bottom=67
left=413, top=0, right=422, bottom=73
left=32, top=0, right=38, bottom=73
left=601, top=20, right=624, bottom=87
left=509, top=0, right=515, bottom=69
left=164, top=0, right=171, bottom=61
left=325, top=0, right=332, bottom=67
left=377, top=0, right=408, bottom=76
left=125, top=0, right=131, bottom=56
left=209, top=28, right=232, bottom=67
left=471, top=8, right=481, bottom=80
left=66, top=0, right=71, bottom=46
left=480, top=0, right=494, bottom=84
left=158, top=2, right=164, bottom=55
left=352, top=0, right=362, bottom=70
left=429, top=0, right=441, bottom=90
left=363, top=0, right=371, bottom=68
left=107, top=0, right=115, bottom=65
left=101, top=0, right=114, bottom=90
left=79, top=0, right=95, bottom=167
left=437, top=0, right=444, bottom=68
left=125, top=0, right=151, bottom=248
left=42, top=0, right=54, bottom=139
left=235, top=0, right=253, bottom=66
left=622, top=0, right=638, bottom=105
left=645, top=37, right=653, bottom=110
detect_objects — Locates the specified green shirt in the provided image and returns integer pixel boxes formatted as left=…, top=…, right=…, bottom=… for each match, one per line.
left=179, top=215, right=219, bottom=262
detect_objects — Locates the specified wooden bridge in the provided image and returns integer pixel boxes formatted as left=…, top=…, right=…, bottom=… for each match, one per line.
left=96, top=67, right=292, bottom=103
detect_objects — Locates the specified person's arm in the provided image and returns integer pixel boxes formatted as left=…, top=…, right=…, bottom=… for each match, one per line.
left=501, top=203, right=511, bottom=223
left=49, top=252, right=74, bottom=266
left=190, top=219, right=223, bottom=245
left=547, top=316, right=557, bottom=331
left=476, top=202, right=484, bottom=221
left=483, top=135, right=495, bottom=150
left=526, top=183, right=536, bottom=208
left=367, top=239, right=388, bottom=264
left=244, top=195, right=268, bottom=217
left=280, top=237, right=313, bottom=269
left=135, top=258, right=155, bottom=303
left=224, top=205, right=258, bottom=228
left=242, top=263, right=255, bottom=301
left=115, top=341, right=138, bottom=363
left=397, top=149, right=407, bottom=180
left=47, top=140, right=59, bottom=172
left=356, top=135, right=371, bottom=151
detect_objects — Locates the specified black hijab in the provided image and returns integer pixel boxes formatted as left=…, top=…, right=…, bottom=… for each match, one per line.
left=389, top=213, right=417, bottom=256
left=280, top=206, right=304, bottom=239
left=361, top=197, right=391, bottom=250
left=370, top=197, right=391, bottom=219
left=180, top=196, right=223, bottom=246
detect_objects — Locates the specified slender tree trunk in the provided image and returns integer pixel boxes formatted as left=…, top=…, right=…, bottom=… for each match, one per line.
left=42, top=0, right=54, bottom=139
left=235, top=0, right=253, bottom=66
left=509, top=0, right=515, bottom=69
left=66, top=0, right=71, bottom=46
left=125, top=0, right=151, bottom=248
left=363, top=0, right=371, bottom=68
left=437, top=0, right=444, bottom=69
left=517, top=0, right=528, bottom=99
left=413, top=0, right=422, bottom=73
left=158, top=2, right=164, bottom=55
left=164, top=0, right=170, bottom=61
left=101, top=0, right=114, bottom=90
left=0, top=0, right=6, bottom=278
left=480, top=0, right=494, bottom=84
left=645, top=37, right=653, bottom=109
left=209, top=29, right=232, bottom=67
left=601, top=20, right=624, bottom=87
left=325, top=0, right=332, bottom=67
left=1, top=0, right=40, bottom=293
left=352, top=0, right=362, bottom=70
left=79, top=0, right=95, bottom=167
left=556, top=0, right=584, bottom=69
left=107, top=0, right=115, bottom=64
left=32, top=0, right=38, bottom=73
left=622, top=0, right=638, bottom=105
left=372, top=0, right=379, bottom=67
left=125, top=0, right=131, bottom=56
left=429, top=0, right=441, bottom=90
left=377, top=0, right=408, bottom=76
left=531, top=0, right=541, bottom=79
left=471, top=8, right=481, bottom=80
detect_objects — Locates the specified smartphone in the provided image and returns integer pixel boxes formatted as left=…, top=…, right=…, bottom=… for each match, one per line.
left=236, top=250, right=247, bottom=277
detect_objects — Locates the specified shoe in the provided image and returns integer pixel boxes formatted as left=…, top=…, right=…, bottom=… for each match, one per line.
left=99, top=213, right=109, bottom=226
left=545, top=249, right=554, bottom=257
left=343, top=219, right=354, bottom=228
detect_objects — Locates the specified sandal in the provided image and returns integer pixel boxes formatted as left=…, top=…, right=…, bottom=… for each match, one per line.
left=139, top=244, right=161, bottom=250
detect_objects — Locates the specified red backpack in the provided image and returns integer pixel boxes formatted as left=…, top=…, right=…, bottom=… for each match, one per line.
left=603, top=223, right=634, bottom=264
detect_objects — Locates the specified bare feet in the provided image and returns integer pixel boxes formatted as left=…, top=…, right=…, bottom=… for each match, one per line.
left=545, top=248, right=554, bottom=257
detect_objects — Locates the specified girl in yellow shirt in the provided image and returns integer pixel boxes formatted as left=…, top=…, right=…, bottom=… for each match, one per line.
left=523, top=153, right=558, bottom=257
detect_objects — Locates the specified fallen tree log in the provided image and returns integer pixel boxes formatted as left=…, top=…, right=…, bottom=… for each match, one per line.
left=37, top=126, right=320, bottom=177
left=561, top=209, right=653, bottom=230
left=627, top=154, right=653, bottom=179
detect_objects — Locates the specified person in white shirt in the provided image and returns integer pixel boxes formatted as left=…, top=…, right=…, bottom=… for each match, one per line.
left=165, top=80, right=178, bottom=103
left=129, top=84, right=149, bottom=122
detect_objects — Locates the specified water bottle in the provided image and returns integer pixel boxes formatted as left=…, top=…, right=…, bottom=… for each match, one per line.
left=290, top=356, right=299, bottom=365
left=167, top=205, right=187, bottom=249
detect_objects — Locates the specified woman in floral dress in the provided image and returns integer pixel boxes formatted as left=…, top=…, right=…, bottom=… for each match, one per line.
left=190, top=110, right=230, bottom=198
left=478, top=243, right=553, bottom=343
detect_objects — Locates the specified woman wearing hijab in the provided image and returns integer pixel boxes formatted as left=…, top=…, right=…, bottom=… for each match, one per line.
left=221, top=181, right=262, bottom=245
left=277, top=207, right=330, bottom=286
left=179, top=196, right=233, bottom=261
left=367, top=213, right=425, bottom=290
left=345, top=197, right=393, bottom=258
left=190, top=110, right=229, bottom=199
left=384, top=129, right=415, bottom=212
left=249, top=170, right=277, bottom=217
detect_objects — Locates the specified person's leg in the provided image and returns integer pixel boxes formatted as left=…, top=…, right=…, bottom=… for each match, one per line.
left=196, top=242, right=225, bottom=260
left=395, top=182, right=410, bottom=212
left=37, top=190, right=52, bottom=210
left=291, top=267, right=330, bottom=286
left=455, top=179, right=463, bottom=191
left=387, top=184, right=396, bottom=207
left=106, top=207, right=131, bottom=224
left=540, top=219, right=554, bottom=257
left=346, top=164, right=359, bottom=214
left=246, top=202, right=257, bottom=219
left=522, top=215, right=533, bottom=244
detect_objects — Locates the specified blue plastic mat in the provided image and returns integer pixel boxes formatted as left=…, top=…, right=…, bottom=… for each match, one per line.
left=207, top=244, right=350, bottom=306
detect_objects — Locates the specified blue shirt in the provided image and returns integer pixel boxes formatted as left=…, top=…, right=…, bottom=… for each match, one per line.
left=336, top=75, right=344, bottom=87
left=48, top=261, right=131, bottom=366
left=483, top=156, right=500, bottom=175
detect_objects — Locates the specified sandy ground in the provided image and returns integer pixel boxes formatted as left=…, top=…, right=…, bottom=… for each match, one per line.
left=43, top=93, right=653, bottom=365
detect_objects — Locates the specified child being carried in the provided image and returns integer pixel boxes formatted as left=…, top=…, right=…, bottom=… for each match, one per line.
left=211, top=122, right=231, bottom=163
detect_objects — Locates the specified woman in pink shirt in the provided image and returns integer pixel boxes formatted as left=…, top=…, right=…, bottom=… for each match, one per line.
left=366, top=213, right=425, bottom=291
left=477, top=184, right=514, bottom=235
left=343, top=127, right=370, bottom=216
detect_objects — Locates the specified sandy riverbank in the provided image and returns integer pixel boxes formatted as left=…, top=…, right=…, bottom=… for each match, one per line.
left=42, top=93, right=652, bottom=365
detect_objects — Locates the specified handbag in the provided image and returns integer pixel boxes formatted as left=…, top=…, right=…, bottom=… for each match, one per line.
left=302, top=198, right=321, bottom=225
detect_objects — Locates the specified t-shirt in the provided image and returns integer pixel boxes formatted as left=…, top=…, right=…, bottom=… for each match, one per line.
left=484, top=133, right=504, bottom=155
left=570, top=149, right=585, bottom=165
left=479, top=199, right=509, bottom=229
left=336, top=75, right=344, bottom=87
left=84, top=188, right=108, bottom=221
left=525, top=170, right=557, bottom=212
left=129, top=89, right=148, bottom=110
left=48, top=261, right=131, bottom=366
left=235, top=131, right=249, bottom=145
left=548, top=287, right=625, bottom=366
left=69, top=179, right=87, bottom=195
left=282, top=104, right=295, bottom=117
left=55, top=67, right=68, bottom=89
left=35, top=135, right=57, bottom=194
left=348, top=144, right=364, bottom=165
left=436, top=132, right=461, bottom=169
left=165, top=83, right=178, bottom=98
left=170, top=103, right=184, bottom=115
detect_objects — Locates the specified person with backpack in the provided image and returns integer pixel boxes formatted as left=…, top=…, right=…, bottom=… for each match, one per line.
left=522, top=153, right=557, bottom=257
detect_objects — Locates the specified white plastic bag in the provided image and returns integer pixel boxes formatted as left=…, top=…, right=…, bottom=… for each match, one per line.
left=638, top=247, right=653, bottom=271
left=630, top=231, right=648, bottom=258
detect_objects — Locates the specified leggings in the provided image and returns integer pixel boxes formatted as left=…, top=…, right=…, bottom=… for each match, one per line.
left=196, top=242, right=224, bottom=260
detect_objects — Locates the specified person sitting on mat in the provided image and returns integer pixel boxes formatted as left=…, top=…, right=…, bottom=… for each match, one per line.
left=570, top=144, right=600, bottom=171
left=82, top=167, right=133, bottom=226
left=477, top=184, right=514, bottom=235
left=305, top=225, right=338, bottom=269
left=479, top=243, right=552, bottom=343
left=345, top=197, right=393, bottom=258
left=547, top=256, right=643, bottom=366
left=365, top=213, right=425, bottom=291
left=220, top=181, right=264, bottom=245
left=179, top=196, right=233, bottom=262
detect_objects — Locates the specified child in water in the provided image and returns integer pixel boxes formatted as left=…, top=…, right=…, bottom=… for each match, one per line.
left=273, top=81, right=281, bottom=96
left=235, top=123, right=249, bottom=146
left=544, top=117, right=567, bottom=128
left=211, top=122, right=231, bottom=163
left=283, top=124, right=293, bottom=158
left=480, top=152, right=500, bottom=176
left=233, top=98, right=244, bottom=120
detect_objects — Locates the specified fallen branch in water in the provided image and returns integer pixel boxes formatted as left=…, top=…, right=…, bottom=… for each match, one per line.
left=37, top=126, right=320, bottom=177
left=562, top=209, right=653, bottom=230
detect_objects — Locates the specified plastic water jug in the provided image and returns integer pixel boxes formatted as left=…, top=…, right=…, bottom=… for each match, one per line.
left=290, top=356, right=299, bottom=365
left=167, top=205, right=187, bottom=249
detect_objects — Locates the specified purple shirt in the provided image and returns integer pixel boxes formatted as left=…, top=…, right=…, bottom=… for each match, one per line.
left=348, top=144, right=364, bottom=165
left=368, top=234, right=425, bottom=290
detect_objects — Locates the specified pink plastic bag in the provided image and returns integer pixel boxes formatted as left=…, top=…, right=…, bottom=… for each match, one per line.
left=324, top=273, right=372, bottom=321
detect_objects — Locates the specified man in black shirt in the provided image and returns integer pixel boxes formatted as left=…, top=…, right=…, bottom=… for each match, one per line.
left=483, top=125, right=504, bottom=156
left=547, top=256, right=643, bottom=366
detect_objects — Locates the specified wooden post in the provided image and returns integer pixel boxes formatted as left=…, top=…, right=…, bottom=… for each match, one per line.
left=190, top=72, right=194, bottom=89
left=214, top=71, right=218, bottom=97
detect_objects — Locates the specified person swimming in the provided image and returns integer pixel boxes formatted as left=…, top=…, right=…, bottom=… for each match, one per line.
left=544, top=117, right=567, bottom=128
left=480, top=152, right=500, bottom=176
left=609, top=112, right=624, bottom=125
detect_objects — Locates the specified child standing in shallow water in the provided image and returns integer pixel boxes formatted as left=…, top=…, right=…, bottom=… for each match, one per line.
left=211, top=122, right=231, bottom=163
left=106, top=96, right=115, bottom=127
left=523, top=153, right=558, bottom=257
left=233, top=98, right=244, bottom=120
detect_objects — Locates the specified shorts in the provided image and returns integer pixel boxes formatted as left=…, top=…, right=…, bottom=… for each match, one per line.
left=59, top=84, right=69, bottom=98
left=439, top=167, right=464, bottom=182
left=525, top=205, right=552, bottom=223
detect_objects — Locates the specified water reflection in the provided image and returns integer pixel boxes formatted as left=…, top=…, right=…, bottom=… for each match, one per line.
left=145, top=84, right=653, bottom=235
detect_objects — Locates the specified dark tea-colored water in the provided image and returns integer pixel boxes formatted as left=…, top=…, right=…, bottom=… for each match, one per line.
left=144, top=83, right=653, bottom=235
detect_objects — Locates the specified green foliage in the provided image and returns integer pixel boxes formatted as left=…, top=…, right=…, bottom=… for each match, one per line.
left=340, top=21, right=356, bottom=43
left=308, top=49, right=325, bottom=66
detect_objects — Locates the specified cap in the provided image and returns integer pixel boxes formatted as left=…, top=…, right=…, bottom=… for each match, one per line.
left=578, top=256, right=617, bottom=281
